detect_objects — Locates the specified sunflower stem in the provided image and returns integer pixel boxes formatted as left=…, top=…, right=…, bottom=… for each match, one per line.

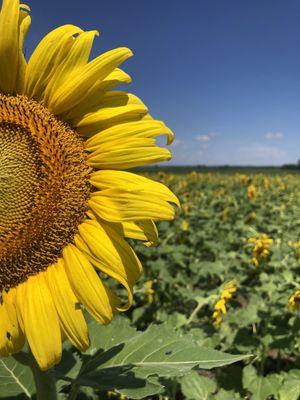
left=15, top=351, right=58, bottom=400
left=31, top=364, right=58, bottom=400
left=68, top=383, right=80, bottom=400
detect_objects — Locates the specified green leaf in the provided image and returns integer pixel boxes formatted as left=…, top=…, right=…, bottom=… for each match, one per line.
left=86, top=317, right=137, bottom=356
left=0, top=357, right=35, bottom=399
left=279, top=370, right=300, bottom=400
left=72, top=318, right=248, bottom=399
left=75, top=367, right=164, bottom=399
left=180, top=371, right=216, bottom=399
left=213, top=388, right=241, bottom=400
left=55, top=351, right=83, bottom=395
left=243, top=365, right=282, bottom=400
left=82, top=321, right=249, bottom=378
left=119, top=376, right=164, bottom=399
left=56, top=350, right=82, bottom=381
left=165, top=312, right=188, bottom=328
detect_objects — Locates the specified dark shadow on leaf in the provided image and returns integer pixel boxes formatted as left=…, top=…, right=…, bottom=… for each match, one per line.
left=54, top=350, right=78, bottom=378
left=78, top=342, right=157, bottom=393
left=270, top=336, right=293, bottom=350
left=78, top=366, right=150, bottom=391
left=81, top=343, right=125, bottom=375
left=233, top=327, right=259, bottom=348
left=216, top=364, right=243, bottom=393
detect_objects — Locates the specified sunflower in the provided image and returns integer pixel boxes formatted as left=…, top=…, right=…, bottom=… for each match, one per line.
left=0, top=0, right=178, bottom=370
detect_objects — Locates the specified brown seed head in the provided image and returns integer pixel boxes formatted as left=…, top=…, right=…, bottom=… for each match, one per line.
left=0, top=95, right=91, bottom=291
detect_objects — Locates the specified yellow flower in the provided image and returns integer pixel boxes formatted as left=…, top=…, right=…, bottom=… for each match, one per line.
left=263, top=177, right=270, bottom=189
left=237, top=174, right=249, bottom=184
left=158, top=171, right=167, bottom=180
left=181, top=219, right=189, bottom=231
left=0, top=1, right=178, bottom=370
left=247, top=184, right=257, bottom=201
left=145, top=280, right=155, bottom=304
left=248, top=234, right=273, bottom=267
left=190, top=171, right=198, bottom=179
left=288, top=291, right=300, bottom=312
left=212, top=280, right=237, bottom=327
left=289, top=240, right=300, bottom=260
left=182, top=203, right=192, bottom=214
left=245, top=211, right=257, bottom=223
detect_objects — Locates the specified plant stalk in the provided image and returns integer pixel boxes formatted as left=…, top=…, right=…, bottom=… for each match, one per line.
left=68, top=383, right=80, bottom=400
left=186, top=301, right=203, bottom=325
left=14, top=351, right=58, bottom=400
left=32, top=364, right=58, bottom=400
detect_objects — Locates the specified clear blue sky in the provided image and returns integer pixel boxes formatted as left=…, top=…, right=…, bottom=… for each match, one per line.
left=26, top=0, right=300, bottom=166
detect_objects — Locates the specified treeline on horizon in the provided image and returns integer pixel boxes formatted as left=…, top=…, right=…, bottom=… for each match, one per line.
left=137, top=163, right=300, bottom=174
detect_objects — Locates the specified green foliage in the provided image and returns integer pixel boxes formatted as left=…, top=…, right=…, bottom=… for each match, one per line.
left=129, top=170, right=300, bottom=398
left=180, top=371, right=216, bottom=399
left=0, top=318, right=247, bottom=400
left=0, top=357, right=35, bottom=398
left=242, top=364, right=283, bottom=400
left=62, top=317, right=247, bottom=399
left=2, top=170, right=300, bottom=399
left=278, top=370, right=300, bottom=400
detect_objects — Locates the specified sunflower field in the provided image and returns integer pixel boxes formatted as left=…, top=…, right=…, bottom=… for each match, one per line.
left=126, top=169, right=300, bottom=400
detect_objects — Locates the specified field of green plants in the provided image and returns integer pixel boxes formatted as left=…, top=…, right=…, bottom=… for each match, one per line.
left=2, top=169, right=300, bottom=400
left=125, top=169, right=300, bottom=400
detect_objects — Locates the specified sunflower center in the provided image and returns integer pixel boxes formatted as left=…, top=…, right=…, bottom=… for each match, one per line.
left=0, top=95, right=91, bottom=291
left=0, top=123, right=41, bottom=232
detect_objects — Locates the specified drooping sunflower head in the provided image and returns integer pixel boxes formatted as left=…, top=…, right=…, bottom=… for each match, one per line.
left=0, top=0, right=178, bottom=370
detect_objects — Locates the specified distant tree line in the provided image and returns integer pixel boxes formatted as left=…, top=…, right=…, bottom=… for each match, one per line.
left=282, top=163, right=300, bottom=170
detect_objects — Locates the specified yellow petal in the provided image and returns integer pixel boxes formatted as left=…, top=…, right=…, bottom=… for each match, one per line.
left=87, top=119, right=174, bottom=149
left=75, top=91, right=148, bottom=136
left=63, top=244, right=117, bottom=324
left=119, top=220, right=159, bottom=247
left=101, top=68, right=132, bottom=90
left=89, top=189, right=177, bottom=222
left=46, top=260, right=90, bottom=352
left=17, top=274, right=62, bottom=371
left=89, top=170, right=179, bottom=222
left=75, top=219, right=142, bottom=310
left=62, top=68, right=132, bottom=123
left=86, top=210, right=158, bottom=245
left=0, top=303, right=14, bottom=357
left=90, top=169, right=176, bottom=194
left=85, top=117, right=173, bottom=169
left=0, top=289, right=25, bottom=356
left=88, top=138, right=171, bottom=170
left=24, top=24, right=83, bottom=99
left=43, top=30, right=99, bottom=106
left=0, top=0, right=29, bottom=93
left=15, top=5, right=31, bottom=93
left=15, top=285, right=25, bottom=332
left=49, top=47, right=133, bottom=115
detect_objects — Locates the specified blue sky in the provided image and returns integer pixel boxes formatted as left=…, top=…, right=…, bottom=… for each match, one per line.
left=26, top=0, right=300, bottom=166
